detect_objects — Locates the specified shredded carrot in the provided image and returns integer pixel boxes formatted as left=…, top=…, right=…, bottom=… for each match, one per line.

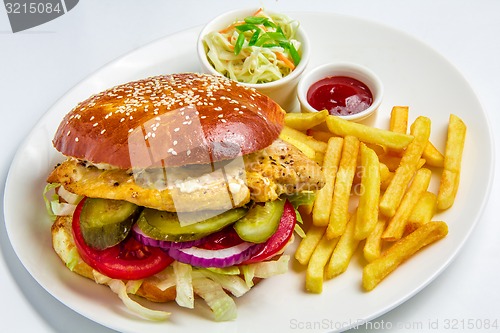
left=275, top=52, right=295, bottom=70
left=252, top=8, right=264, bottom=16
left=218, top=21, right=243, bottom=34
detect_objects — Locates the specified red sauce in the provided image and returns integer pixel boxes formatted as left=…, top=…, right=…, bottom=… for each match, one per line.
left=198, top=226, right=244, bottom=250
left=307, top=76, right=373, bottom=116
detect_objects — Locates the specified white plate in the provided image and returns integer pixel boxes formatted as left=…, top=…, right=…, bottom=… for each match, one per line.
left=4, top=12, right=494, bottom=333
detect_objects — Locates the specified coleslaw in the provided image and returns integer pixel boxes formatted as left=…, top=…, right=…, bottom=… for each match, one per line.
left=202, top=8, right=302, bottom=84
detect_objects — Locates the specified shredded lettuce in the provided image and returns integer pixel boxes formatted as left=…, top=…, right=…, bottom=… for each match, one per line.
left=126, top=280, right=143, bottom=294
left=239, top=255, right=290, bottom=287
left=193, top=269, right=250, bottom=297
left=43, top=183, right=82, bottom=220
left=286, top=191, right=316, bottom=228
left=206, top=266, right=241, bottom=275
left=240, top=264, right=256, bottom=288
left=294, top=223, right=306, bottom=238
left=251, top=255, right=290, bottom=278
left=151, top=266, right=176, bottom=291
left=43, top=183, right=61, bottom=221
left=192, top=277, right=237, bottom=322
left=58, top=185, right=82, bottom=204
left=173, top=261, right=194, bottom=309
left=285, top=191, right=316, bottom=208
left=51, top=201, right=77, bottom=216
left=93, top=271, right=170, bottom=321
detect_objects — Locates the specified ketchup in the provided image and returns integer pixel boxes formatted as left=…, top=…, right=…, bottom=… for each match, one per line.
left=307, top=76, right=373, bottom=116
left=198, top=226, right=244, bottom=250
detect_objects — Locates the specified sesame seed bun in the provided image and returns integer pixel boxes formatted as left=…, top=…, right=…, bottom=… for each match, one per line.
left=53, top=73, right=285, bottom=169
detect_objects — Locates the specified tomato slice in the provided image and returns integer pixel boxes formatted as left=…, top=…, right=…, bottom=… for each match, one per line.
left=72, top=198, right=173, bottom=280
left=241, top=200, right=297, bottom=264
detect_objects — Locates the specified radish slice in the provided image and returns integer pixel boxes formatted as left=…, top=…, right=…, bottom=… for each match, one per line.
left=132, top=224, right=203, bottom=249
left=168, top=242, right=263, bottom=268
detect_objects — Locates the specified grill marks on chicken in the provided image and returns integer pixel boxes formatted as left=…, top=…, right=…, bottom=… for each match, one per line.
left=47, top=140, right=325, bottom=212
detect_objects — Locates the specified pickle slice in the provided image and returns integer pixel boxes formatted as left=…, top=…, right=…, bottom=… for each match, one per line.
left=137, top=207, right=249, bottom=242
left=233, top=200, right=285, bottom=243
left=79, top=198, right=139, bottom=250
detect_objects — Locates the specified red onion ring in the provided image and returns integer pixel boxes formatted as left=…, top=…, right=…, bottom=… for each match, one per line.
left=132, top=223, right=203, bottom=249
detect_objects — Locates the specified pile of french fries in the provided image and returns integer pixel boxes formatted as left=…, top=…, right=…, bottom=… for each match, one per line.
left=282, top=107, right=466, bottom=293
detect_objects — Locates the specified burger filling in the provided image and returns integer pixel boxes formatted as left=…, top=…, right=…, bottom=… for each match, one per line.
left=45, top=138, right=324, bottom=321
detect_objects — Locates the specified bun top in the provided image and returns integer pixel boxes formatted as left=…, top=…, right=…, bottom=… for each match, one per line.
left=53, top=73, right=285, bottom=169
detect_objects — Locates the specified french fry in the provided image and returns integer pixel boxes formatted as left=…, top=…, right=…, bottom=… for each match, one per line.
left=382, top=168, right=432, bottom=241
left=437, top=114, right=467, bottom=210
left=423, top=142, right=445, bottom=168
left=295, top=225, right=327, bottom=266
left=306, top=232, right=340, bottom=293
left=307, top=129, right=336, bottom=142
left=284, top=110, right=329, bottom=131
left=326, top=135, right=359, bottom=239
left=364, top=143, right=387, bottom=157
left=279, top=129, right=316, bottom=159
left=292, top=105, right=465, bottom=296
left=363, top=216, right=387, bottom=263
left=389, top=106, right=409, bottom=134
left=362, top=221, right=448, bottom=291
left=354, top=144, right=381, bottom=240
left=312, top=137, right=344, bottom=226
left=326, top=211, right=361, bottom=279
left=326, top=115, right=414, bottom=152
left=406, top=191, right=437, bottom=232
left=280, top=126, right=328, bottom=153
left=379, top=155, right=426, bottom=172
left=379, top=116, right=431, bottom=217
left=379, top=163, right=394, bottom=191
left=378, top=154, right=401, bottom=172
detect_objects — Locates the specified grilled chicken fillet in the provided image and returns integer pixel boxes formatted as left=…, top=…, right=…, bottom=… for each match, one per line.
left=47, top=139, right=324, bottom=212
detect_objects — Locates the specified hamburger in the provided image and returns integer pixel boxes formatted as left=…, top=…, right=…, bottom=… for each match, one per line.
left=46, top=72, right=325, bottom=321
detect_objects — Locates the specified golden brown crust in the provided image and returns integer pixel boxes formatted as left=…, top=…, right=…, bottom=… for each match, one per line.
left=53, top=73, right=285, bottom=169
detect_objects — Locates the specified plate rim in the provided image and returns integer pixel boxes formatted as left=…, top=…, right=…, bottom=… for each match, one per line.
left=3, top=11, right=495, bottom=333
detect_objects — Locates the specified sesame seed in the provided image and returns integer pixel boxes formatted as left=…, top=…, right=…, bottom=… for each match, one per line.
left=174, top=128, right=180, bottom=132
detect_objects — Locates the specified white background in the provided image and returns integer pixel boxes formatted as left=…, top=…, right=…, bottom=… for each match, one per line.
left=1, top=1, right=499, bottom=332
